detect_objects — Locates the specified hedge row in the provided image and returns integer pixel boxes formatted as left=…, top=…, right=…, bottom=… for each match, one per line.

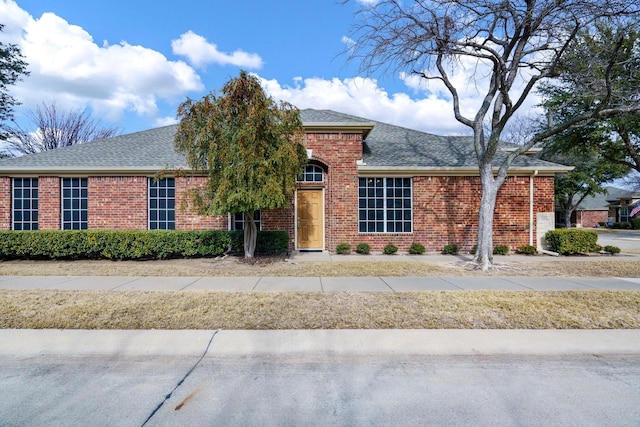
left=0, top=230, right=289, bottom=260
left=544, top=229, right=598, bottom=255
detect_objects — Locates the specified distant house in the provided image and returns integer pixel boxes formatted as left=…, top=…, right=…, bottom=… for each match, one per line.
left=557, top=186, right=640, bottom=228
left=0, top=109, right=570, bottom=253
left=606, top=188, right=640, bottom=224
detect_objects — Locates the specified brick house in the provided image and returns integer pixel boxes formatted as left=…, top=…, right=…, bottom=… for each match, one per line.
left=0, top=109, right=569, bottom=253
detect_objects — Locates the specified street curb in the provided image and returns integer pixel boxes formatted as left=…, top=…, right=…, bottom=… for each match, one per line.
left=2, top=329, right=640, bottom=357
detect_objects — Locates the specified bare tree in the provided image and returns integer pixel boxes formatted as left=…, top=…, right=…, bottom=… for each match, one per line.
left=346, top=0, right=640, bottom=270
left=3, top=101, right=119, bottom=156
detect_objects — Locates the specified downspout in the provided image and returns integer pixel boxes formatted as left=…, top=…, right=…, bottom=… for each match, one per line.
left=530, top=171, right=538, bottom=246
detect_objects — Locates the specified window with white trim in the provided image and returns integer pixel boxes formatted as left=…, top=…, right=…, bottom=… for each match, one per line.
left=149, top=178, right=175, bottom=230
left=358, top=177, right=412, bottom=233
left=62, top=178, right=88, bottom=230
left=231, top=211, right=261, bottom=230
left=12, top=178, right=38, bottom=230
left=299, top=164, right=324, bottom=182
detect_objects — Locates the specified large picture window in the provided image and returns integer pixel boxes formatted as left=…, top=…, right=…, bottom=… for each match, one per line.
left=62, top=178, right=88, bottom=230
left=358, top=177, right=412, bottom=233
left=149, top=178, right=175, bottom=230
left=12, top=178, right=38, bottom=230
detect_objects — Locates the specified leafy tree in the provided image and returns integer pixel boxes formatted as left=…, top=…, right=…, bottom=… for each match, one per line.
left=346, top=0, right=640, bottom=270
left=174, top=71, right=307, bottom=258
left=2, top=101, right=120, bottom=156
left=540, top=143, right=628, bottom=228
left=0, top=23, right=29, bottom=140
left=540, top=25, right=640, bottom=176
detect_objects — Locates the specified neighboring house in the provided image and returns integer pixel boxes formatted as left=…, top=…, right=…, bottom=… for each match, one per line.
left=605, top=187, right=640, bottom=224
left=0, top=109, right=570, bottom=253
left=555, top=186, right=620, bottom=228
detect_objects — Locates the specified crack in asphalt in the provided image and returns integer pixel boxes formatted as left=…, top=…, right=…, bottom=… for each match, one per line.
left=140, top=330, right=218, bottom=426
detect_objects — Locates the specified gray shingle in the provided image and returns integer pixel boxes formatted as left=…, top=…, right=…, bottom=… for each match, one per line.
left=0, top=109, right=566, bottom=173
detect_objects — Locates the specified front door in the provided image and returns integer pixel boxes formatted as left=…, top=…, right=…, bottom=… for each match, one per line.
left=296, top=189, right=324, bottom=249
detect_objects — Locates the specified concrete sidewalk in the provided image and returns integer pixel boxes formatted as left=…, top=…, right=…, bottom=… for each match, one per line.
left=0, top=274, right=638, bottom=291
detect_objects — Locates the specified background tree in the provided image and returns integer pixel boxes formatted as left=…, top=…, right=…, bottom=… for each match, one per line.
left=346, top=0, right=640, bottom=270
left=540, top=142, right=628, bottom=228
left=175, top=71, right=307, bottom=258
left=540, top=25, right=640, bottom=176
left=2, top=101, right=120, bottom=156
left=0, top=23, right=29, bottom=140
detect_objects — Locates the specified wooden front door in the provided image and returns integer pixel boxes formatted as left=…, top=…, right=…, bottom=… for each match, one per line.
left=296, top=189, right=324, bottom=249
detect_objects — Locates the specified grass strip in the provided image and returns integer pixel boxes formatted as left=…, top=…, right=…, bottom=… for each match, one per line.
left=1, top=290, right=639, bottom=329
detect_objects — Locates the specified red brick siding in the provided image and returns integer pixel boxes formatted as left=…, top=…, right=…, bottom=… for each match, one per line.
left=38, top=176, right=61, bottom=230
left=174, top=176, right=227, bottom=230
left=0, top=177, right=10, bottom=230
left=575, top=210, right=608, bottom=228
left=88, top=176, right=147, bottom=229
left=325, top=174, right=556, bottom=254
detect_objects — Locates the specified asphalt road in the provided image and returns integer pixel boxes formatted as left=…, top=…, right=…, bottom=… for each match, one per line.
left=596, top=229, right=640, bottom=250
left=2, top=353, right=640, bottom=426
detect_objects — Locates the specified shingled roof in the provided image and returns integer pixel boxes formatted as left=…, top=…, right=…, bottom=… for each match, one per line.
left=0, top=109, right=568, bottom=174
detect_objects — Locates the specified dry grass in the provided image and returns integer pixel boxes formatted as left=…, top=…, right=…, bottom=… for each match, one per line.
left=1, top=256, right=640, bottom=277
left=1, top=289, right=638, bottom=329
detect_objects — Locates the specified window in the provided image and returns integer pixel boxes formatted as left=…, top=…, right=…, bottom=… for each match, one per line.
left=232, top=211, right=261, bottom=230
left=620, top=207, right=629, bottom=223
left=358, top=177, right=412, bottom=233
left=62, top=178, right=88, bottom=230
left=149, top=178, right=175, bottom=230
left=299, top=164, right=324, bottom=182
left=12, top=178, right=38, bottom=230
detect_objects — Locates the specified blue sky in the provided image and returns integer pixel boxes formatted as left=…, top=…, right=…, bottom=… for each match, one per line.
left=1, top=0, right=531, bottom=136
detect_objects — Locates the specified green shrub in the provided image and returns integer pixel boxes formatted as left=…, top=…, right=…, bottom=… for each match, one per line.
left=630, top=218, right=640, bottom=230
left=383, top=242, right=398, bottom=255
left=0, top=230, right=230, bottom=260
left=604, top=245, right=621, bottom=254
left=336, top=242, right=351, bottom=254
left=612, top=222, right=631, bottom=229
left=597, top=222, right=608, bottom=227
left=517, top=245, right=537, bottom=255
left=356, top=243, right=371, bottom=254
left=409, top=242, right=426, bottom=255
left=544, top=229, right=599, bottom=255
left=228, top=230, right=289, bottom=255
left=470, top=245, right=477, bottom=255
left=493, top=245, right=509, bottom=255
left=443, top=244, right=459, bottom=255
left=593, top=244, right=603, bottom=252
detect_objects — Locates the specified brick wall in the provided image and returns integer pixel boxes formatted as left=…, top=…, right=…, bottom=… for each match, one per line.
left=38, top=176, right=61, bottom=230
left=320, top=174, right=556, bottom=254
left=0, top=177, right=10, bottom=230
left=575, top=210, right=608, bottom=228
left=88, top=176, right=147, bottom=229
left=174, top=176, right=226, bottom=230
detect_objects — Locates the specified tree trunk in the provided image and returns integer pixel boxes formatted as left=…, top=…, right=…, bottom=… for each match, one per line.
left=473, top=163, right=500, bottom=271
left=564, top=209, right=573, bottom=228
left=243, top=211, right=258, bottom=259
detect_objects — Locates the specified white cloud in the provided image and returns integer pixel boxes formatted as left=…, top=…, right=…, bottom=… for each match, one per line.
left=260, top=75, right=470, bottom=135
left=1, top=0, right=203, bottom=124
left=171, top=31, right=264, bottom=69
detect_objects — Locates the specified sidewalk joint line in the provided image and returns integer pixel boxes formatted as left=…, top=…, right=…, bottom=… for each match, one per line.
left=140, top=330, right=219, bottom=427
left=440, top=277, right=465, bottom=290
left=179, top=277, right=201, bottom=291
left=111, top=277, right=142, bottom=290
left=252, top=277, right=262, bottom=291
left=379, top=277, right=395, bottom=292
